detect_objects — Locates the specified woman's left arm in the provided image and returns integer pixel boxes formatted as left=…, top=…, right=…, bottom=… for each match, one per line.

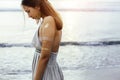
left=34, top=16, right=56, bottom=80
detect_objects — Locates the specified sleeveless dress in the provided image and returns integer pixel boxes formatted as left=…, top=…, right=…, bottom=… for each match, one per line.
left=32, top=26, right=64, bottom=80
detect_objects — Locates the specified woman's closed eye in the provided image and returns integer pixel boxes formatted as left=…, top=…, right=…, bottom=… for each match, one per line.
left=25, top=10, right=30, bottom=13
left=27, top=10, right=30, bottom=13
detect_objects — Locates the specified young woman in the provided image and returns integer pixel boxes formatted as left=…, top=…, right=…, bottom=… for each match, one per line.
left=21, top=0, right=64, bottom=80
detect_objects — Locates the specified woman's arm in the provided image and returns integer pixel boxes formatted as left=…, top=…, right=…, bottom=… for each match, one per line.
left=34, top=16, right=56, bottom=80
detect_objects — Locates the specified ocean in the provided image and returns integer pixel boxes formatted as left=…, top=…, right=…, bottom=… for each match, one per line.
left=0, top=0, right=120, bottom=80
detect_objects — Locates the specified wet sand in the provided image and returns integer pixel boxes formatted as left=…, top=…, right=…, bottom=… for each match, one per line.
left=63, top=67, right=120, bottom=80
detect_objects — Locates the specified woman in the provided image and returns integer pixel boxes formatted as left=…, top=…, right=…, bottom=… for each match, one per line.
left=21, top=0, right=64, bottom=80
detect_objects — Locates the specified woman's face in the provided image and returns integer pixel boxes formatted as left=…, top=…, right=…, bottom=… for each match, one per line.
left=22, top=5, right=41, bottom=19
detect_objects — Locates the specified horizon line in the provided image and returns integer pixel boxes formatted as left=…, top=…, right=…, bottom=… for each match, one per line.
left=0, top=8, right=120, bottom=12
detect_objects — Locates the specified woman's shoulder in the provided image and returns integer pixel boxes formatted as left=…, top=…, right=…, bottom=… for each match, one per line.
left=41, top=16, right=56, bottom=29
left=43, top=16, right=55, bottom=23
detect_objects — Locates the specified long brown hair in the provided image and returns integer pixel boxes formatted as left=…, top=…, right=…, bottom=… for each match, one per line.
left=21, top=0, right=63, bottom=30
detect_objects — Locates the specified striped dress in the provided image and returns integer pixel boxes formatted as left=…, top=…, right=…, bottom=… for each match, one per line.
left=31, top=26, right=64, bottom=80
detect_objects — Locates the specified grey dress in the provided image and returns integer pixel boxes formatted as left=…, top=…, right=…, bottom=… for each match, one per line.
left=32, top=26, right=64, bottom=80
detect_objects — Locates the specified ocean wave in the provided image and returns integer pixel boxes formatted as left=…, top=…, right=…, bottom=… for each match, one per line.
left=0, top=41, right=120, bottom=47
left=0, top=69, right=31, bottom=75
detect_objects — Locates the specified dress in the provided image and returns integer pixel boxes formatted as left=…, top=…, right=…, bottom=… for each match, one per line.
left=32, top=25, right=64, bottom=80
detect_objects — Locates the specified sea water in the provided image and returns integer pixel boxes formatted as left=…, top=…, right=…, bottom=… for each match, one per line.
left=0, top=45, right=120, bottom=80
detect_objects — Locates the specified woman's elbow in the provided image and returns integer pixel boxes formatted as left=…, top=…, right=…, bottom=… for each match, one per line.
left=41, top=54, right=50, bottom=62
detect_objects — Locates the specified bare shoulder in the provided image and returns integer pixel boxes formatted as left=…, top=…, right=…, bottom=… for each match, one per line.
left=43, top=16, right=55, bottom=25
left=41, top=16, right=56, bottom=36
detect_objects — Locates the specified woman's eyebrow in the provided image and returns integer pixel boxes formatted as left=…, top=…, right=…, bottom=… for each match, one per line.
left=24, top=8, right=28, bottom=12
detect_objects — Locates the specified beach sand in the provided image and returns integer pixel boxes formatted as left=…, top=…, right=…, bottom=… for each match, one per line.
left=63, top=67, right=120, bottom=80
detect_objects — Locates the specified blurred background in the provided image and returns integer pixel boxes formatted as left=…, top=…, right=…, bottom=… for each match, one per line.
left=0, top=0, right=120, bottom=80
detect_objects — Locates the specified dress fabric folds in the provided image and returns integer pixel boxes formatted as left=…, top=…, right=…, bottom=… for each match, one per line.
left=32, top=26, right=64, bottom=80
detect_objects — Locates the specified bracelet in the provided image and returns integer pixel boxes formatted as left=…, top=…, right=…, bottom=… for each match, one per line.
left=41, top=48, right=50, bottom=51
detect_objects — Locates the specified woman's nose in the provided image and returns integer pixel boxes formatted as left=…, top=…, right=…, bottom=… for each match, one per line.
left=28, top=14, right=32, bottom=18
